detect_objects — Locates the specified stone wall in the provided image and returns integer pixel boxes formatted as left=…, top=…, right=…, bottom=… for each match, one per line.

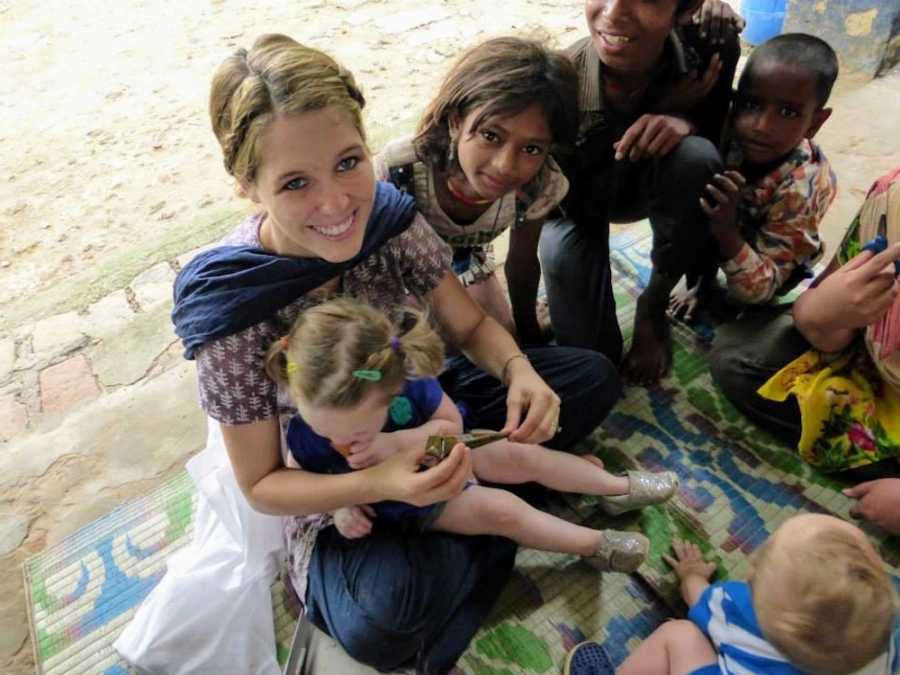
left=784, top=0, right=900, bottom=77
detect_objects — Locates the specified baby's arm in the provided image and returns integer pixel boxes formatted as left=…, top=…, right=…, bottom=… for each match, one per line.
left=663, top=539, right=717, bottom=607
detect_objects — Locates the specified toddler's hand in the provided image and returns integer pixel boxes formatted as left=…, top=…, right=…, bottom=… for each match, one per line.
left=346, top=433, right=397, bottom=470
left=700, top=170, right=745, bottom=234
left=332, top=505, right=376, bottom=539
left=663, top=539, right=716, bottom=582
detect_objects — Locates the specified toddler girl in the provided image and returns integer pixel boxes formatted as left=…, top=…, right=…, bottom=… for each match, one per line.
left=266, top=298, right=679, bottom=572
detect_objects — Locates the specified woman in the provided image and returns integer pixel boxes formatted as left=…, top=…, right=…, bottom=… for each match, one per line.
left=172, top=34, right=621, bottom=673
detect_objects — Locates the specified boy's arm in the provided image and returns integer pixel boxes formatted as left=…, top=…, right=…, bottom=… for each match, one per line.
left=720, top=161, right=836, bottom=303
left=506, top=219, right=545, bottom=345
left=680, top=25, right=740, bottom=143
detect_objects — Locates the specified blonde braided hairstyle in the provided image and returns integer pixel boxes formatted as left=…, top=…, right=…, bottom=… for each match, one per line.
left=209, top=33, right=366, bottom=188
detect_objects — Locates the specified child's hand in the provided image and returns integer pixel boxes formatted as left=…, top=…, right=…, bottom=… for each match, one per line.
left=663, top=539, right=716, bottom=582
left=346, top=433, right=397, bottom=470
left=614, top=115, right=694, bottom=162
left=669, top=279, right=703, bottom=323
left=333, top=505, right=376, bottom=539
left=655, top=54, right=722, bottom=114
left=700, top=171, right=745, bottom=234
left=692, top=0, right=745, bottom=45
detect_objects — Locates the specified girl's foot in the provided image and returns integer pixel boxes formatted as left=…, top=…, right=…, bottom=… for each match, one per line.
left=585, top=530, right=648, bottom=573
left=597, top=470, right=679, bottom=516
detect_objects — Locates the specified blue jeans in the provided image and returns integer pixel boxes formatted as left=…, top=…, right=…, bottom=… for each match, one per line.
left=304, top=345, right=620, bottom=673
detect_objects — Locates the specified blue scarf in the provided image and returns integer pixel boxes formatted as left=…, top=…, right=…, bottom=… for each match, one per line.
left=172, top=181, right=417, bottom=359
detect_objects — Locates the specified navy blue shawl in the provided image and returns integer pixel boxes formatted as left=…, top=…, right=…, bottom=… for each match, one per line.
left=172, top=181, right=417, bottom=359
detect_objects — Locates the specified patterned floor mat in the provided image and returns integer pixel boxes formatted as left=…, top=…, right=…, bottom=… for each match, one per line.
left=23, top=222, right=899, bottom=674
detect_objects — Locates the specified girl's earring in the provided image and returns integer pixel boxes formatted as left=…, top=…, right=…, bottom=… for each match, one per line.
left=446, top=139, right=457, bottom=169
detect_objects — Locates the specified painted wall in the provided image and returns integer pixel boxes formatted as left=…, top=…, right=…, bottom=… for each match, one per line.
left=784, top=0, right=900, bottom=77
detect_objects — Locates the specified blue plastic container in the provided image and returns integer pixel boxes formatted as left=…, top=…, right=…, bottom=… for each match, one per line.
left=741, top=0, right=786, bottom=45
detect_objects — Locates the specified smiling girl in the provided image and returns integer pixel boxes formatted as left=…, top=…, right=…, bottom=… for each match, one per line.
left=375, top=36, right=578, bottom=344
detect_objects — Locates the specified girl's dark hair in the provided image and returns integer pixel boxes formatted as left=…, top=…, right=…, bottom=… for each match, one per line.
left=413, top=36, right=579, bottom=169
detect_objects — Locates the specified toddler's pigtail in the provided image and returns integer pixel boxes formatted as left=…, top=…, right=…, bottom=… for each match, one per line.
left=396, top=311, right=444, bottom=378
left=264, top=334, right=293, bottom=387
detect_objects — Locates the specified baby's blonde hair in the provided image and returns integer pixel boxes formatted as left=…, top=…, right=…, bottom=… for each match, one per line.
left=751, top=517, right=896, bottom=674
left=265, top=298, right=445, bottom=409
left=209, top=33, right=366, bottom=188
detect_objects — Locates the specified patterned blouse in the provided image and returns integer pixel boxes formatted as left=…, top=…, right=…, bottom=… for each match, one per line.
left=722, top=139, right=836, bottom=304
left=373, top=136, right=568, bottom=250
left=193, top=209, right=452, bottom=601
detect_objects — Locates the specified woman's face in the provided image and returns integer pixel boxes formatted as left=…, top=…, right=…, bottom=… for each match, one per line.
left=247, top=107, right=375, bottom=261
left=585, top=0, right=684, bottom=76
left=451, top=102, right=552, bottom=201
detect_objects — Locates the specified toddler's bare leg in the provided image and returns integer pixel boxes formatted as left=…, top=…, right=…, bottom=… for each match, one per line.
left=617, top=620, right=717, bottom=675
left=472, top=441, right=629, bottom=496
left=432, top=485, right=603, bottom=555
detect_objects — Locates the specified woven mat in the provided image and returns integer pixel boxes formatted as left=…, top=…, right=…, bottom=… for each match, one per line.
left=23, top=222, right=900, bottom=675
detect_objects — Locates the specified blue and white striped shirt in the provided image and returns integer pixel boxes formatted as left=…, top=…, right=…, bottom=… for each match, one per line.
left=688, top=581, right=898, bottom=675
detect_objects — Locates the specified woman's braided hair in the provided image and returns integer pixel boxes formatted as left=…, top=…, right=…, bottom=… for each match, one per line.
left=209, top=34, right=366, bottom=187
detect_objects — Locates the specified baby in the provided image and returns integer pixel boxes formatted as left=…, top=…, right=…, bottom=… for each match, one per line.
left=613, top=514, right=899, bottom=674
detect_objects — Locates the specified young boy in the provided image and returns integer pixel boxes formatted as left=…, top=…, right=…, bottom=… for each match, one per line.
left=564, top=514, right=899, bottom=675
left=540, top=0, right=742, bottom=385
left=671, top=33, right=839, bottom=321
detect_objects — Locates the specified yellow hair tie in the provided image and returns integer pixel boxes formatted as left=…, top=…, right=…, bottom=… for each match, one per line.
left=286, top=361, right=299, bottom=375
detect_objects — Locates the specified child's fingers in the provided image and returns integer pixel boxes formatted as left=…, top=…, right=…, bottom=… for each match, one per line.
left=615, top=116, right=650, bottom=161
left=705, top=183, right=729, bottom=205
left=360, top=504, right=377, bottom=518
left=661, top=553, right=678, bottom=569
left=859, top=243, right=900, bottom=279
left=712, top=173, right=741, bottom=195
left=723, top=170, right=746, bottom=188
left=699, top=196, right=717, bottom=217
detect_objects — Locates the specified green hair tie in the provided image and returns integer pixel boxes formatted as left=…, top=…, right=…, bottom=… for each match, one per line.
left=352, top=369, right=382, bottom=382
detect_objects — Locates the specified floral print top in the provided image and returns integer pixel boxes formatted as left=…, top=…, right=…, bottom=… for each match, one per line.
left=723, top=139, right=837, bottom=304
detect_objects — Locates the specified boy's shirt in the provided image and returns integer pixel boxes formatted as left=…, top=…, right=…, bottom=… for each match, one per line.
left=723, top=139, right=836, bottom=304
left=689, top=580, right=898, bottom=675
left=561, top=26, right=739, bottom=227
left=689, top=580, right=803, bottom=674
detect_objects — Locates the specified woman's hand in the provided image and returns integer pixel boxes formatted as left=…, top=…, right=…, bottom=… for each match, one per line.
left=501, top=357, right=561, bottom=444
left=614, top=115, right=694, bottom=162
left=844, top=479, right=900, bottom=535
left=795, top=244, right=900, bottom=351
left=333, top=505, right=376, bottom=539
left=367, top=442, right=472, bottom=507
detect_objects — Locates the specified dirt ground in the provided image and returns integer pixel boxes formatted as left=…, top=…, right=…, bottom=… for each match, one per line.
left=0, top=0, right=591, bottom=335
left=2, top=0, right=899, bottom=673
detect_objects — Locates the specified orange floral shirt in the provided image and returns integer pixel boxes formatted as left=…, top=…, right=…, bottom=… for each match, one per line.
left=723, top=139, right=836, bottom=304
